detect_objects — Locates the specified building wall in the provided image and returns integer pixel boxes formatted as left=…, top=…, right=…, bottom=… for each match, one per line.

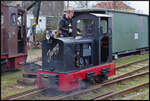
left=26, top=1, right=64, bottom=32
left=26, top=1, right=64, bottom=17
left=27, top=14, right=47, bottom=33
left=2, top=1, right=23, bottom=7
left=4, top=1, right=64, bottom=32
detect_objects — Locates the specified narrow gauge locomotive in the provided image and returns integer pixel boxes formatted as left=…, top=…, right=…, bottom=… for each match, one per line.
left=1, top=2, right=41, bottom=72
left=1, top=4, right=27, bottom=71
left=37, top=13, right=115, bottom=92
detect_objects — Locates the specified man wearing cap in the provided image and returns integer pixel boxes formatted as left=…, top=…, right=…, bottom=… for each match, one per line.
left=58, top=10, right=74, bottom=37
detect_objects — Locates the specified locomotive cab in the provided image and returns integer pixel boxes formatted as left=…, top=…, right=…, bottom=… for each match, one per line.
left=38, top=13, right=115, bottom=91
left=72, top=13, right=113, bottom=65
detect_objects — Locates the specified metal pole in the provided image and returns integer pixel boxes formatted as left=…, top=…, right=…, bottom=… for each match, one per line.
left=67, top=1, right=69, bottom=9
left=86, top=1, right=88, bottom=8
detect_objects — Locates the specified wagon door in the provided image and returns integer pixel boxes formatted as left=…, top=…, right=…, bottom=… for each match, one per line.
left=8, top=7, right=18, bottom=57
left=17, top=9, right=27, bottom=53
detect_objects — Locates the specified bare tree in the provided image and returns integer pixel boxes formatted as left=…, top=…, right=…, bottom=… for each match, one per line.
left=1, top=1, right=12, bottom=5
left=67, top=1, right=69, bottom=9
left=45, top=1, right=64, bottom=30
left=73, top=1, right=89, bottom=8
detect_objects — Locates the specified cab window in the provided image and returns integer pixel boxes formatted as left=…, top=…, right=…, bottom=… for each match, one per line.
left=17, top=15, right=22, bottom=26
left=1, top=13, right=4, bottom=24
left=77, top=19, right=94, bottom=35
left=101, top=20, right=108, bottom=34
left=10, top=13, right=16, bottom=25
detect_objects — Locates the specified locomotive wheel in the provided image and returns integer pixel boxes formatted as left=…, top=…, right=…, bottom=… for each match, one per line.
left=77, top=79, right=92, bottom=90
left=96, top=74, right=108, bottom=83
left=79, top=80, right=86, bottom=89
left=76, top=78, right=86, bottom=89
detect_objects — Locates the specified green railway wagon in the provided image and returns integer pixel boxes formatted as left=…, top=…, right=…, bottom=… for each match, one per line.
left=72, top=8, right=149, bottom=58
left=106, top=10, right=149, bottom=57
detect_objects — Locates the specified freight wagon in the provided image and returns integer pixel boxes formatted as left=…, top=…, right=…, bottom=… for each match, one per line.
left=72, top=8, right=149, bottom=58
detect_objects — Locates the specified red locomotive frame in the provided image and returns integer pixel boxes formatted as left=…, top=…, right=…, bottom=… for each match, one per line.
left=37, top=62, right=115, bottom=92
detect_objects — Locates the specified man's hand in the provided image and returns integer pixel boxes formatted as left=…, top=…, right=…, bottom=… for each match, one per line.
left=69, top=24, right=72, bottom=27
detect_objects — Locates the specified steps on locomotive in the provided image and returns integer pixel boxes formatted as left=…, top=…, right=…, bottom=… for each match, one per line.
left=17, top=72, right=37, bottom=86
left=17, top=61, right=42, bottom=86
left=23, top=61, right=42, bottom=73
left=23, top=71, right=37, bottom=78
left=17, top=77, right=37, bottom=86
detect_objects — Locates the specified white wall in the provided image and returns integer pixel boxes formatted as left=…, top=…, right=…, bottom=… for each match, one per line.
left=27, top=14, right=46, bottom=33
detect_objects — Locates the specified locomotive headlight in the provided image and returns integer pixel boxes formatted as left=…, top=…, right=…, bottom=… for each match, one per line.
left=46, top=31, right=50, bottom=40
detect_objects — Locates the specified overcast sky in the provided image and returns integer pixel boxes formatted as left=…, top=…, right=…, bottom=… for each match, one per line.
left=125, top=1, right=149, bottom=15
left=67, top=1, right=149, bottom=15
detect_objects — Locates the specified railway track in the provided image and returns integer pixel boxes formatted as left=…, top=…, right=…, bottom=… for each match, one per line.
left=48, top=58, right=149, bottom=100
left=49, top=70, right=149, bottom=100
left=116, top=58, right=149, bottom=70
left=2, top=88, right=46, bottom=100
left=2, top=58, right=149, bottom=100
left=92, top=82, right=149, bottom=100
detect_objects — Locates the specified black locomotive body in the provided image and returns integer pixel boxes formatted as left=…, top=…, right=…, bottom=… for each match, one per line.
left=42, top=37, right=95, bottom=72
left=37, top=13, right=116, bottom=92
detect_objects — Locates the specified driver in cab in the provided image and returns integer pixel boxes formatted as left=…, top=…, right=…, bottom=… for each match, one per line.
left=58, top=9, right=74, bottom=37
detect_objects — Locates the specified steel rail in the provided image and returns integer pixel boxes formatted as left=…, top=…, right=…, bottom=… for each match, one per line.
left=3, top=58, right=148, bottom=100
left=94, top=82, right=149, bottom=100
left=50, top=71, right=149, bottom=100
left=116, top=58, right=149, bottom=70
left=2, top=88, right=46, bottom=100
left=89, top=91, right=114, bottom=100
left=100, top=71, right=148, bottom=86
left=121, top=90, right=149, bottom=100
left=105, top=65, right=149, bottom=82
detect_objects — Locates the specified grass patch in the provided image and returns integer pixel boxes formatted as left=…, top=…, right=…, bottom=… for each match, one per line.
left=114, top=86, right=149, bottom=100
left=27, top=48, right=42, bottom=62
left=1, top=85, right=37, bottom=99
left=134, top=90, right=149, bottom=100
left=115, top=60, right=149, bottom=76
left=1, top=67, right=37, bottom=98
left=1, top=51, right=149, bottom=99
left=81, top=74, right=149, bottom=100
left=1, top=68, right=24, bottom=88
left=81, top=57, right=149, bottom=100
left=1, top=48, right=41, bottom=99
left=1, top=48, right=41, bottom=89
left=115, top=53, right=149, bottom=67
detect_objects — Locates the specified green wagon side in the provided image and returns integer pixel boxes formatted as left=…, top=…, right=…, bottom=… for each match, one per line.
left=106, top=11, right=149, bottom=55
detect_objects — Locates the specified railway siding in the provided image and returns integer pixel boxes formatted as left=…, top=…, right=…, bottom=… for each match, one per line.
left=1, top=53, right=149, bottom=100
left=19, top=59, right=149, bottom=100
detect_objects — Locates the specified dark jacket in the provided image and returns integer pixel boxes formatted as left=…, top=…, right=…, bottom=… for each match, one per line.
left=59, top=14, right=72, bottom=37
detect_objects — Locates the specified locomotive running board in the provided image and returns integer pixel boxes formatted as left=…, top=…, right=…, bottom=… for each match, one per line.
left=17, top=61, right=42, bottom=86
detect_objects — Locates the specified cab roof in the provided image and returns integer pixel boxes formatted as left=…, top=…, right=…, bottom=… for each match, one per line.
left=65, top=8, right=148, bottom=16
left=90, top=13, right=112, bottom=17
